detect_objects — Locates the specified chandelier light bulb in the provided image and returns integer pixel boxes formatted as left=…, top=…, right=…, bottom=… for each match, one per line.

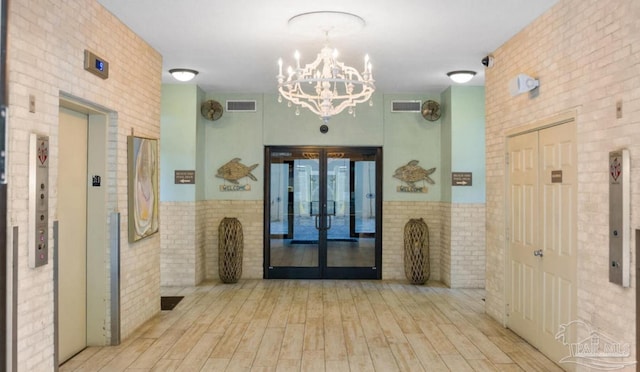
left=294, top=51, right=301, bottom=68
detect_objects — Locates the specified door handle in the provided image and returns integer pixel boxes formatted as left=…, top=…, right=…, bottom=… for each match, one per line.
left=533, top=249, right=543, bottom=257
left=314, top=215, right=320, bottom=231
left=326, top=215, right=332, bottom=231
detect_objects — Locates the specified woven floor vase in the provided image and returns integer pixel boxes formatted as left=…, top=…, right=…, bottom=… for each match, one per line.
left=404, top=218, right=430, bottom=284
left=218, top=217, right=243, bottom=283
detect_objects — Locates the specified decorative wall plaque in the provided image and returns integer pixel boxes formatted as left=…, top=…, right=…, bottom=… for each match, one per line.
left=216, top=158, right=258, bottom=191
left=393, top=160, right=436, bottom=193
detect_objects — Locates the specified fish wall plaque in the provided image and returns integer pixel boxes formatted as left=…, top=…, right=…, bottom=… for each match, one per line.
left=216, top=158, right=258, bottom=191
left=393, top=160, right=436, bottom=193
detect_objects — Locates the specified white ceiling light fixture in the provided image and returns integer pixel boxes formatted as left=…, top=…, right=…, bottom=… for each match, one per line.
left=447, top=70, right=476, bottom=84
left=169, top=68, right=198, bottom=82
left=277, top=11, right=375, bottom=123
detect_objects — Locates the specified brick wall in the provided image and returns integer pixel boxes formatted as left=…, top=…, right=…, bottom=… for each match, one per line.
left=7, top=0, right=162, bottom=369
left=440, top=203, right=486, bottom=288
left=449, top=203, right=485, bottom=288
left=485, top=0, right=640, bottom=362
left=160, top=201, right=207, bottom=286
left=195, top=200, right=207, bottom=284
left=196, top=200, right=457, bottom=283
left=382, top=201, right=442, bottom=281
left=204, top=200, right=264, bottom=280
left=440, top=203, right=452, bottom=285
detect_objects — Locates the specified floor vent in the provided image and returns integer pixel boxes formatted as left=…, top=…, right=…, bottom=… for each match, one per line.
left=226, top=100, right=257, bottom=112
left=391, top=100, right=421, bottom=112
left=160, top=296, right=184, bottom=311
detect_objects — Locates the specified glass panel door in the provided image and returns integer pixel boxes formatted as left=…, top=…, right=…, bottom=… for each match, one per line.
left=267, top=148, right=321, bottom=278
left=265, top=146, right=381, bottom=279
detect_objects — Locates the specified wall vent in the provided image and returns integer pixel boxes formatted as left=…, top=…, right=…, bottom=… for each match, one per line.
left=391, top=100, right=421, bottom=112
left=226, top=100, right=257, bottom=112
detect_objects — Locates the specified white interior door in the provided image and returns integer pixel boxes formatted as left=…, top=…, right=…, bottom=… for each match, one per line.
left=507, top=121, right=577, bottom=363
left=507, top=130, right=539, bottom=340
left=58, top=107, right=88, bottom=363
left=538, top=122, right=577, bottom=362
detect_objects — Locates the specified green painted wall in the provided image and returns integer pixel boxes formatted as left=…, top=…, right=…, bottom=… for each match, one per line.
left=160, top=85, right=484, bottom=204
left=196, top=87, right=206, bottom=201
left=160, top=84, right=199, bottom=202
left=203, top=93, right=265, bottom=200
left=440, top=88, right=453, bottom=203
left=450, top=86, right=485, bottom=203
left=263, top=93, right=384, bottom=146
left=383, top=94, right=442, bottom=201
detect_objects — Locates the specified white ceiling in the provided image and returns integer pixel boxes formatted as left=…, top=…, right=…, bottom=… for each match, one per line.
left=97, top=0, right=559, bottom=94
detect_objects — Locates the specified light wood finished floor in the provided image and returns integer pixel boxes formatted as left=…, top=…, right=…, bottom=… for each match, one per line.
left=60, top=280, right=563, bottom=372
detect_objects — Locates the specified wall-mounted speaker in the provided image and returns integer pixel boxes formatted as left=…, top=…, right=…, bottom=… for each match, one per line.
left=509, top=74, right=539, bottom=96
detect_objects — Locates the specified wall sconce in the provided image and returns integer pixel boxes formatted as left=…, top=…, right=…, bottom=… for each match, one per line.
left=169, top=68, right=199, bottom=82
left=510, top=73, right=539, bottom=96
left=447, top=70, right=476, bottom=84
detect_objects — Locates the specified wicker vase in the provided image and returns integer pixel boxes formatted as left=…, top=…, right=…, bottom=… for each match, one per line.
left=404, top=218, right=430, bottom=285
left=218, top=217, right=243, bottom=283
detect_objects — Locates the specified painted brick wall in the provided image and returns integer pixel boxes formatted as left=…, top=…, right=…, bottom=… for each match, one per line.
left=449, top=203, right=485, bottom=288
left=160, top=201, right=207, bottom=286
left=204, top=200, right=264, bottom=280
left=440, top=203, right=486, bottom=288
left=196, top=200, right=207, bottom=284
left=485, top=0, right=640, bottom=364
left=198, top=200, right=450, bottom=283
left=382, top=201, right=442, bottom=281
left=7, top=0, right=162, bottom=369
left=440, top=203, right=452, bottom=285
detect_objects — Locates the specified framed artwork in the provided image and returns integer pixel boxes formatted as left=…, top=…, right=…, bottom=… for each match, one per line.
left=127, top=136, right=159, bottom=242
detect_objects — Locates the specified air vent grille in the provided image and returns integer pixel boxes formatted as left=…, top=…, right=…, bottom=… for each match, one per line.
left=391, top=100, right=421, bottom=112
left=226, top=100, right=257, bottom=112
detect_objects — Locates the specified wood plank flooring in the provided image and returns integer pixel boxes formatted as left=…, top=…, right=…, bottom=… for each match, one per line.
left=60, top=280, right=563, bottom=372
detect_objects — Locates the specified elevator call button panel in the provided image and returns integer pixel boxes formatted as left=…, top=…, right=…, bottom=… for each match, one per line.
left=609, top=149, right=629, bottom=287
left=29, top=133, right=49, bottom=268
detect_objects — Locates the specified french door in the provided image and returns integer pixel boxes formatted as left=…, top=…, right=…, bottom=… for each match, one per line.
left=264, top=146, right=382, bottom=279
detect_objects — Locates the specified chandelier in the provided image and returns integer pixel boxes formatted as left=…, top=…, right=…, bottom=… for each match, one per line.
left=276, top=12, right=375, bottom=123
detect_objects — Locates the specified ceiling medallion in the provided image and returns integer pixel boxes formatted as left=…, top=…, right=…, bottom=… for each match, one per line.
left=277, top=11, right=375, bottom=123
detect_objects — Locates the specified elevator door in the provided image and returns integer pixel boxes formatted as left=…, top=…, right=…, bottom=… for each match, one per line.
left=58, top=107, right=88, bottom=363
left=265, top=147, right=382, bottom=279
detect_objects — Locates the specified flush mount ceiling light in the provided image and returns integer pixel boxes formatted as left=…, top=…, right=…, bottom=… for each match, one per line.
left=447, top=70, right=476, bottom=84
left=276, top=11, right=375, bottom=123
left=169, top=68, right=199, bottom=82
